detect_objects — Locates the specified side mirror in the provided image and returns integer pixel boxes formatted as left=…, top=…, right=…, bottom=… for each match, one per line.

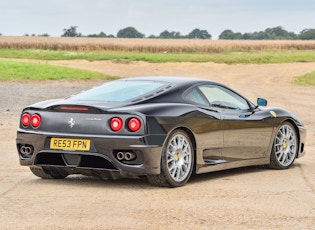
left=257, top=98, right=267, bottom=106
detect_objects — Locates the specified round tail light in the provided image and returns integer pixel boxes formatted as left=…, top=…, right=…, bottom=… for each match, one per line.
left=128, top=117, right=141, bottom=132
left=110, top=117, right=123, bottom=131
left=31, top=114, right=42, bottom=128
left=21, top=113, right=31, bottom=127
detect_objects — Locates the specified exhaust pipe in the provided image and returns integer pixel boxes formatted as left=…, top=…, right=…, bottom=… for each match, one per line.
left=125, top=152, right=136, bottom=161
left=21, top=146, right=27, bottom=154
left=20, top=145, right=34, bottom=156
left=116, top=152, right=125, bottom=161
left=116, top=151, right=137, bottom=161
left=25, top=147, right=32, bottom=154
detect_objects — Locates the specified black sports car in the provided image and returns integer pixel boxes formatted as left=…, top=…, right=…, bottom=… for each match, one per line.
left=16, top=76, right=306, bottom=187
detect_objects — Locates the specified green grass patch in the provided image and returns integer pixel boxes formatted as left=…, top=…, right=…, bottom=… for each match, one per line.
left=1, top=48, right=315, bottom=64
left=293, top=71, right=315, bottom=86
left=0, top=60, right=119, bottom=80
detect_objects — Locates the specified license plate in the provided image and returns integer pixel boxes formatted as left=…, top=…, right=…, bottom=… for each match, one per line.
left=50, top=138, right=90, bottom=151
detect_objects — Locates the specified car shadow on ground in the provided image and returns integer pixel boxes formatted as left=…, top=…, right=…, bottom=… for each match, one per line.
left=189, top=165, right=270, bottom=184
left=25, top=164, right=296, bottom=189
left=26, top=173, right=152, bottom=189
left=189, top=163, right=303, bottom=185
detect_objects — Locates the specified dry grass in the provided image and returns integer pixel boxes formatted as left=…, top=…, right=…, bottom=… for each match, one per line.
left=1, top=36, right=315, bottom=53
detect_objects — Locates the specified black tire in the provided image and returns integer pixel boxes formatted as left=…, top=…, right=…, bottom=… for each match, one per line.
left=269, top=122, right=298, bottom=169
left=30, top=166, right=68, bottom=179
left=147, top=130, right=194, bottom=187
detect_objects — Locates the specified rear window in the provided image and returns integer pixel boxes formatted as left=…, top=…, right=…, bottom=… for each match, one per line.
left=70, top=80, right=166, bottom=102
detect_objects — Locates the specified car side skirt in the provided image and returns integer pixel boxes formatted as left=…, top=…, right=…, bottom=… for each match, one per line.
left=196, top=158, right=270, bottom=174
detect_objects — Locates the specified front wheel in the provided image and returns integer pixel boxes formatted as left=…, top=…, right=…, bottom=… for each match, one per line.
left=269, top=122, right=298, bottom=169
left=147, top=130, right=194, bottom=187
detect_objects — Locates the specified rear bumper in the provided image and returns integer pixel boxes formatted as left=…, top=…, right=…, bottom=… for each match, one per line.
left=16, top=129, right=166, bottom=175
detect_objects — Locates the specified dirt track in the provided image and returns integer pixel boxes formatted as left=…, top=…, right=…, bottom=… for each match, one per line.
left=0, top=61, right=315, bottom=229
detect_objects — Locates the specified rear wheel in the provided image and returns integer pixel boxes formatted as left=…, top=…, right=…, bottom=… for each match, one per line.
left=30, top=166, right=69, bottom=179
left=147, top=130, right=194, bottom=187
left=269, top=122, right=298, bottom=169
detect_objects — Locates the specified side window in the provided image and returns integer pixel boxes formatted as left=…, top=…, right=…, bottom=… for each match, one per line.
left=183, top=88, right=209, bottom=106
left=199, top=85, right=250, bottom=110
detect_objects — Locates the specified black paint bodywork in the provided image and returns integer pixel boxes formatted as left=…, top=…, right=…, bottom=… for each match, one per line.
left=16, top=77, right=306, bottom=178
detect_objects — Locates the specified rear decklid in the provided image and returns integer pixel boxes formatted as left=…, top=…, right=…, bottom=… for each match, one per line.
left=20, top=101, right=145, bottom=135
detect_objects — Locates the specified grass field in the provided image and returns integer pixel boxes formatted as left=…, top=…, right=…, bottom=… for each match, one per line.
left=1, top=36, right=315, bottom=52
left=1, top=49, right=315, bottom=64
left=1, top=36, right=315, bottom=64
left=294, top=71, right=315, bottom=86
left=0, top=36, right=314, bottom=85
left=0, top=60, right=117, bottom=80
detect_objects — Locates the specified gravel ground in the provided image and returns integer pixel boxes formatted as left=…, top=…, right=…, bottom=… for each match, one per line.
left=0, top=80, right=101, bottom=118
left=0, top=61, right=315, bottom=229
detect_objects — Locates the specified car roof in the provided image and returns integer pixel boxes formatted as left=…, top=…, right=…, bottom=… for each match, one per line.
left=110, top=76, right=220, bottom=105
left=62, top=76, right=229, bottom=108
left=119, top=76, right=217, bottom=87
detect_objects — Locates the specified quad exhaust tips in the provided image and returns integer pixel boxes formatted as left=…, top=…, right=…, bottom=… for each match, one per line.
left=116, top=151, right=136, bottom=161
left=20, top=145, right=34, bottom=157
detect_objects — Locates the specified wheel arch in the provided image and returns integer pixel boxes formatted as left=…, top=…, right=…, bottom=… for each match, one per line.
left=284, top=118, right=301, bottom=155
left=169, top=126, right=197, bottom=173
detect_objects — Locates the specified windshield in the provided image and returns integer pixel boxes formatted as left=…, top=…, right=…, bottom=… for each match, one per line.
left=70, top=80, right=166, bottom=102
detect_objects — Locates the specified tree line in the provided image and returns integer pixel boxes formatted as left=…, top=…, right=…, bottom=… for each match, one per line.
left=61, top=26, right=315, bottom=40
left=61, top=26, right=212, bottom=39
left=3, top=26, right=315, bottom=40
left=219, top=27, right=315, bottom=40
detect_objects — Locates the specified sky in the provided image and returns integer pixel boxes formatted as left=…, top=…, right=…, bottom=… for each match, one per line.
left=0, top=0, right=314, bottom=39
